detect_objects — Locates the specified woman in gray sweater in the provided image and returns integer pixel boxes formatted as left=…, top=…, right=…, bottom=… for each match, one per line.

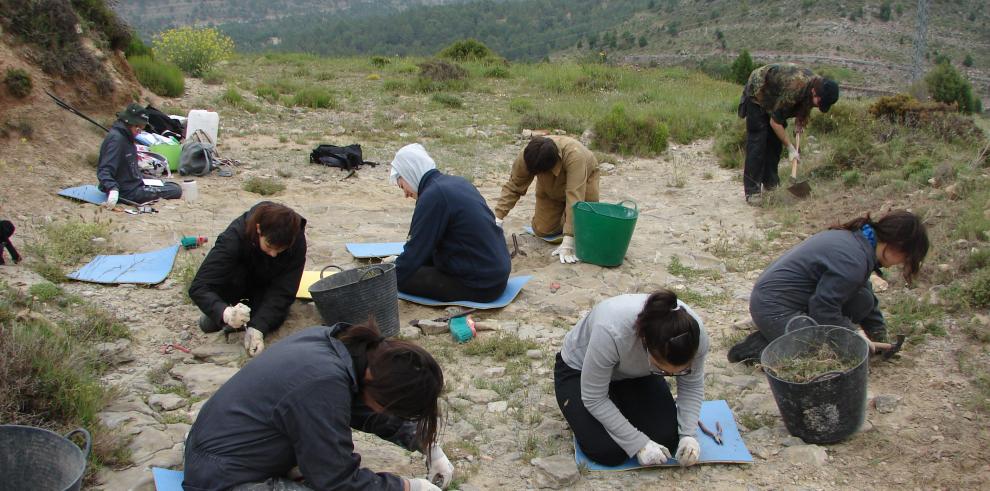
left=729, top=210, right=929, bottom=364
left=555, top=290, right=709, bottom=467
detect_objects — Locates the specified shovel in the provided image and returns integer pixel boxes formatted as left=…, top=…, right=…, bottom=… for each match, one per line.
left=787, top=133, right=811, bottom=199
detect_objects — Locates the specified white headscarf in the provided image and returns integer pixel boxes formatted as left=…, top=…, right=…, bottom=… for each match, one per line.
left=389, top=143, right=437, bottom=192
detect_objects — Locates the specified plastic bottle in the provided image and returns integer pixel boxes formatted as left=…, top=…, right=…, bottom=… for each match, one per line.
left=181, top=179, right=198, bottom=202
left=180, top=236, right=208, bottom=250
left=185, top=110, right=220, bottom=145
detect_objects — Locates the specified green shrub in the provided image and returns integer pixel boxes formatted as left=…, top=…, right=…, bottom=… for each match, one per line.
left=124, top=37, right=152, bottom=58
left=517, top=111, right=583, bottom=135
left=128, top=55, right=184, bottom=97
left=201, top=69, right=225, bottom=85
left=28, top=282, right=63, bottom=302
left=418, top=60, right=468, bottom=82
left=430, top=93, right=464, bottom=108
left=965, top=270, right=990, bottom=308
left=484, top=66, right=510, bottom=78
left=29, top=219, right=112, bottom=267
left=593, top=105, right=669, bottom=156
left=964, top=248, right=990, bottom=272
left=291, top=86, right=337, bottom=109
left=509, top=98, right=533, bottom=114
left=4, top=68, right=33, bottom=98
left=714, top=120, right=747, bottom=168
left=70, top=304, right=130, bottom=341
left=925, top=62, right=977, bottom=113
left=841, top=169, right=862, bottom=187
left=370, top=55, right=391, bottom=67
left=382, top=80, right=407, bottom=92
left=153, top=27, right=235, bottom=77
left=255, top=85, right=279, bottom=103
left=219, top=86, right=259, bottom=113
left=730, top=49, right=755, bottom=85
left=243, top=177, right=285, bottom=196
left=70, top=0, right=132, bottom=49
left=963, top=54, right=974, bottom=68
left=439, top=38, right=495, bottom=61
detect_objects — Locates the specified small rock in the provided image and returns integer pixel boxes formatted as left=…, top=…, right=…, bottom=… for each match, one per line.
left=487, top=401, right=508, bottom=413
left=399, top=326, right=422, bottom=339
left=95, top=339, right=135, bottom=365
left=485, top=367, right=506, bottom=377
left=473, top=320, right=499, bottom=332
left=732, top=319, right=756, bottom=331
left=190, top=343, right=243, bottom=365
left=148, top=393, right=186, bottom=412
left=781, top=444, right=827, bottom=467
left=526, top=349, right=543, bottom=360
left=873, top=394, right=901, bottom=414
left=598, top=162, right=616, bottom=174
left=532, top=454, right=580, bottom=489
left=450, top=420, right=478, bottom=440
left=418, top=320, right=448, bottom=335
left=446, top=397, right=472, bottom=411
left=971, top=313, right=990, bottom=328
left=179, top=330, right=192, bottom=341
left=463, top=389, right=499, bottom=404
left=740, top=393, right=778, bottom=415
left=170, top=364, right=239, bottom=398
left=91, top=237, right=107, bottom=244
left=780, top=436, right=805, bottom=447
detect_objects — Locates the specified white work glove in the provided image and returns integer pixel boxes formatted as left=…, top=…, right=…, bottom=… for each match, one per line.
left=636, top=440, right=671, bottom=466
left=382, top=255, right=398, bottom=264
left=244, top=327, right=265, bottom=357
left=787, top=143, right=800, bottom=163
left=222, top=302, right=251, bottom=328
left=674, top=436, right=700, bottom=467
left=104, top=189, right=119, bottom=209
left=494, top=217, right=503, bottom=228
left=407, top=478, right=441, bottom=491
left=426, top=444, right=453, bottom=489
left=870, top=273, right=889, bottom=292
left=551, top=236, right=579, bottom=264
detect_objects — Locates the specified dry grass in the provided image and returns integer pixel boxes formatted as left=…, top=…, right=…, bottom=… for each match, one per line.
left=764, top=343, right=859, bottom=384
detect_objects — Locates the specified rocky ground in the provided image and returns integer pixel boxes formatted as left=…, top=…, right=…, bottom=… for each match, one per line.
left=1, top=79, right=988, bottom=490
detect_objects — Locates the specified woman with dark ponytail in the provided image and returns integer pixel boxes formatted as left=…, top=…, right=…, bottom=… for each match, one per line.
left=554, top=290, right=710, bottom=467
left=729, top=209, right=930, bottom=364
left=182, top=321, right=451, bottom=491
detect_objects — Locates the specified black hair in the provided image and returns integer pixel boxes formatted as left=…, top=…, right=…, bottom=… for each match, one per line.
left=523, top=137, right=560, bottom=174
left=832, top=210, right=929, bottom=283
left=336, top=318, right=444, bottom=451
left=635, top=289, right=701, bottom=366
left=245, top=201, right=303, bottom=249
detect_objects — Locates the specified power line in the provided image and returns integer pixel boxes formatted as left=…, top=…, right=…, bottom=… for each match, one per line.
left=911, top=0, right=928, bottom=83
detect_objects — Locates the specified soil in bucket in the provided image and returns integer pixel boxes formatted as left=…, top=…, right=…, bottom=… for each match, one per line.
left=764, top=343, right=861, bottom=383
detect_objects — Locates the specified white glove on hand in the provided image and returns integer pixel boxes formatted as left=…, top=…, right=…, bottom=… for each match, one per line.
left=382, top=255, right=398, bottom=264
left=104, top=189, right=119, bottom=209
left=426, top=445, right=453, bottom=489
left=787, top=143, right=800, bottom=163
left=407, top=478, right=441, bottom=491
left=222, top=303, right=251, bottom=328
left=870, top=273, right=889, bottom=292
left=636, top=440, right=671, bottom=466
left=551, top=236, right=579, bottom=264
left=495, top=217, right=503, bottom=228
left=674, top=436, right=700, bottom=467
left=244, top=327, right=265, bottom=357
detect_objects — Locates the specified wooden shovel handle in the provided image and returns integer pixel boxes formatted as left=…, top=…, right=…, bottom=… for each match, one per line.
left=790, top=133, right=801, bottom=179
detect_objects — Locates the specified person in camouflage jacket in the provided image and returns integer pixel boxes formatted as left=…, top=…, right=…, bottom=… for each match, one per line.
left=740, top=63, right=839, bottom=203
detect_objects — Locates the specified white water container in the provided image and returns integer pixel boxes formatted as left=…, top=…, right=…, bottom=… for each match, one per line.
left=181, top=179, right=199, bottom=202
left=185, top=110, right=219, bottom=145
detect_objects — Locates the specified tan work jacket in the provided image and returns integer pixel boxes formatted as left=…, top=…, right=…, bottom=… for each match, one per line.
left=494, top=135, right=599, bottom=236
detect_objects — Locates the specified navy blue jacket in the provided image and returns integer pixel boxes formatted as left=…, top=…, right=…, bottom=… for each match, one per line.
left=96, top=121, right=144, bottom=195
left=182, top=325, right=417, bottom=491
left=395, top=169, right=510, bottom=290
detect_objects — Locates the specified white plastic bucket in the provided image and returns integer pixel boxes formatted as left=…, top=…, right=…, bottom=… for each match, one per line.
left=181, top=179, right=199, bottom=202
left=185, top=110, right=219, bottom=145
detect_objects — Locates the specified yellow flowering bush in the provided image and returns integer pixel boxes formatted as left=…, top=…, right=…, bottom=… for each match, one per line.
left=153, top=27, right=234, bottom=77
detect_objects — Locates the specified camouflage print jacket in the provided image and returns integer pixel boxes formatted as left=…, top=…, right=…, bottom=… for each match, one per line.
left=745, top=63, right=817, bottom=127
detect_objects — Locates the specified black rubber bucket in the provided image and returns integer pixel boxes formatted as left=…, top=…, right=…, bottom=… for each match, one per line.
left=0, top=425, right=91, bottom=491
left=308, top=264, right=400, bottom=338
left=760, top=317, right=870, bottom=444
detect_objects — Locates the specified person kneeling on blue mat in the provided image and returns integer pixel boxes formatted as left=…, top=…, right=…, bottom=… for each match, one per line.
left=386, top=143, right=510, bottom=302
left=555, top=289, right=710, bottom=467
left=189, top=202, right=307, bottom=357
left=182, top=321, right=452, bottom=491
left=728, top=210, right=930, bottom=364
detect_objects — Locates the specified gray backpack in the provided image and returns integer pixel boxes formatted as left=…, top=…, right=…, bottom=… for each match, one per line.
left=179, top=129, right=218, bottom=176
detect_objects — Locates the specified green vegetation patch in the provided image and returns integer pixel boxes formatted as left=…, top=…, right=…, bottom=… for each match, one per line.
left=243, top=177, right=285, bottom=196
left=592, top=104, right=669, bottom=156
left=291, top=86, right=337, bottom=109
left=463, top=333, right=539, bottom=361
left=128, top=55, right=185, bottom=97
left=4, top=68, right=33, bottom=98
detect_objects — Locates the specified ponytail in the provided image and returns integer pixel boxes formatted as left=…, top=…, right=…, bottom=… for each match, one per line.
left=635, top=289, right=700, bottom=366
left=832, top=210, right=929, bottom=282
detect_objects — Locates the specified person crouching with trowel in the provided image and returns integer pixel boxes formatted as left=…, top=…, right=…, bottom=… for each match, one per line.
left=494, top=136, right=600, bottom=264
left=728, top=210, right=929, bottom=364
left=739, top=64, right=839, bottom=205
left=182, top=320, right=452, bottom=491
left=97, top=103, right=182, bottom=207
left=189, top=202, right=306, bottom=357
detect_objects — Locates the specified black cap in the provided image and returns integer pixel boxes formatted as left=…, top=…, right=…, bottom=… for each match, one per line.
left=819, top=79, right=839, bottom=113
left=117, top=103, right=149, bottom=126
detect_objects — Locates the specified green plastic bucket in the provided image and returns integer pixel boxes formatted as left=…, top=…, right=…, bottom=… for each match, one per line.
left=150, top=143, right=181, bottom=171
left=573, top=200, right=638, bottom=267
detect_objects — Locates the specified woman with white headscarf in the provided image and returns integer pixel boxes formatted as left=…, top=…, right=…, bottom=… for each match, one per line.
left=389, top=143, right=510, bottom=302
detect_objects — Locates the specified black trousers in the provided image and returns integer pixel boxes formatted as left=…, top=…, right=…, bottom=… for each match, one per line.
left=743, top=99, right=783, bottom=197
left=553, top=353, right=679, bottom=466
left=398, top=265, right=505, bottom=303
left=0, top=220, right=20, bottom=264
left=123, top=182, right=182, bottom=204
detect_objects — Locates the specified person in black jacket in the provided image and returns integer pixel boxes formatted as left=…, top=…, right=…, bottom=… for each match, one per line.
left=96, top=103, right=182, bottom=207
left=182, top=321, right=452, bottom=491
left=728, top=210, right=929, bottom=364
left=388, top=143, right=511, bottom=302
left=189, top=202, right=306, bottom=357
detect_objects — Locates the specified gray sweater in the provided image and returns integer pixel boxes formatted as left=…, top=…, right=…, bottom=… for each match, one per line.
left=561, top=294, right=709, bottom=457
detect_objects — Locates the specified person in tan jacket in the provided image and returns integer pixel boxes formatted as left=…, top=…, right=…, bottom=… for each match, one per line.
left=495, top=136, right=600, bottom=263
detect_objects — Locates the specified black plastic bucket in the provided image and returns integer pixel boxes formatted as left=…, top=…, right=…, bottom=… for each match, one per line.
left=308, top=264, right=400, bottom=338
left=0, top=425, right=91, bottom=491
left=760, top=317, right=870, bottom=444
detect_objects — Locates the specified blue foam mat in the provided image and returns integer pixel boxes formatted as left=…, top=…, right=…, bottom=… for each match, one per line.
left=58, top=184, right=107, bottom=205
left=575, top=400, right=753, bottom=470
left=67, top=245, right=180, bottom=284
left=346, top=242, right=405, bottom=258
left=152, top=467, right=184, bottom=491
left=398, top=275, right=532, bottom=308
left=522, top=226, right=563, bottom=243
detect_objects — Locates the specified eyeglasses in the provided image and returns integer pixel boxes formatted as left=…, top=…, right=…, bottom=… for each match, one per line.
left=650, top=366, right=693, bottom=377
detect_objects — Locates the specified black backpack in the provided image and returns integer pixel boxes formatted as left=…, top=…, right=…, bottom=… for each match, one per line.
left=144, top=105, right=185, bottom=139
left=309, top=144, right=377, bottom=170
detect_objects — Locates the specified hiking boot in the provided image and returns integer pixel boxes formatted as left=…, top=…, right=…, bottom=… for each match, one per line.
left=745, top=194, right=762, bottom=206
left=727, top=331, right=770, bottom=365
left=199, top=313, right=223, bottom=334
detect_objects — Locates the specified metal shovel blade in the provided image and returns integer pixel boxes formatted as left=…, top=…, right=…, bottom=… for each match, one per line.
left=788, top=179, right=811, bottom=198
